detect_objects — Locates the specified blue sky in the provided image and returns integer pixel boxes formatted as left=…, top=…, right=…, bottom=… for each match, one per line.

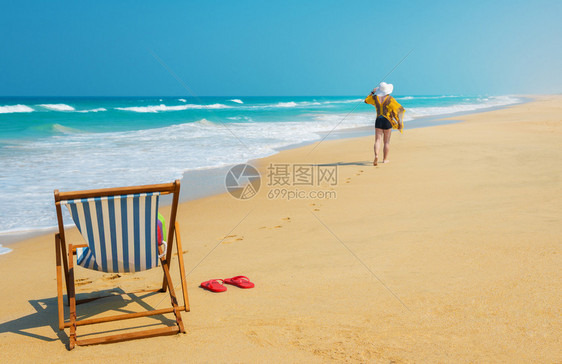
left=1, top=0, right=560, bottom=96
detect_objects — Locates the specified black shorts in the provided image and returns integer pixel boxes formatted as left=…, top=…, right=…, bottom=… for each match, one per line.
left=375, top=115, right=392, bottom=130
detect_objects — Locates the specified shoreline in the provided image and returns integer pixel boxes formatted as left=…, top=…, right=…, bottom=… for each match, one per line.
left=0, top=95, right=530, bottom=246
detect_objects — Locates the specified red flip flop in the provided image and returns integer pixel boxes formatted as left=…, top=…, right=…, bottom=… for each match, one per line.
left=224, top=276, right=255, bottom=289
left=200, top=279, right=227, bottom=292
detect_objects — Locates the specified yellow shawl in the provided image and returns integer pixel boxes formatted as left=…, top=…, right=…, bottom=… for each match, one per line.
left=365, top=94, right=405, bottom=133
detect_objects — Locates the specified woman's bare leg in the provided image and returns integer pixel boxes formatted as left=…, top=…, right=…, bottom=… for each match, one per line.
left=374, top=128, right=383, bottom=165
left=383, top=129, right=392, bottom=162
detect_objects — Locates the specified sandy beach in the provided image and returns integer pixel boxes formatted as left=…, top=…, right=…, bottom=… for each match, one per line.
left=0, top=95, right=560, bottom=363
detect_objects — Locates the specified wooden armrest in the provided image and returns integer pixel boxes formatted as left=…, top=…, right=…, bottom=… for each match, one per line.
left=72, top=244, right=88, bottom=253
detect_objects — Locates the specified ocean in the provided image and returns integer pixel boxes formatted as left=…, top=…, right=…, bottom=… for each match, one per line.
left=0, top=95, right=521, bottom=251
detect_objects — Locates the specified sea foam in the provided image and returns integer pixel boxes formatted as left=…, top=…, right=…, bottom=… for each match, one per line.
left=246, top=100, right=335, bottom=110
left=115, top=103, right=231, bottom=113
left=0, top=245, right=12, bottom=255
left=0, top=117, right=351, bottom=233
left=405, top=96, right=519, bottom=120
left=0, top=104, right=34, bottom=113
left=39, top=104, right=75, bottom=111
left=77, top=108, right=107, bottom=113
left=274, top=102, right=298, bottom=108
left=229, top=99, right=244, bottom=104
left=321, top=99, right=363, bottom=104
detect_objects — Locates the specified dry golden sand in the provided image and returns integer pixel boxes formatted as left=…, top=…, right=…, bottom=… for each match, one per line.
left=1, top=96, right=561, bottom=363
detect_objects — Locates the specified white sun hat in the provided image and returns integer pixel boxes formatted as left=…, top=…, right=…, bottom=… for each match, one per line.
left=375, top=82, right=394, bottom=96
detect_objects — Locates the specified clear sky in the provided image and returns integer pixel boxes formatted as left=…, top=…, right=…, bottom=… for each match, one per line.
left=1, top=0, right=560, bottom=96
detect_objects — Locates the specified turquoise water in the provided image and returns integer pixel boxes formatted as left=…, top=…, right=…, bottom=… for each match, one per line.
left=0, top=95, right=520, bottom=235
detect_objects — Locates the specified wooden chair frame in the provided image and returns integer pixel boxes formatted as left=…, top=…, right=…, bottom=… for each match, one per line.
left=54, top=180, right=189, bottom=349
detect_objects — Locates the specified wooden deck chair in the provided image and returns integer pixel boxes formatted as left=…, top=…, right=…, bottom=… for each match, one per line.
left=54, top=180, right=189, bottom=349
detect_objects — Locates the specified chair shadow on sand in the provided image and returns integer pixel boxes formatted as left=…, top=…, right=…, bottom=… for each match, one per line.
left=0, top=289, right=176, bottom=350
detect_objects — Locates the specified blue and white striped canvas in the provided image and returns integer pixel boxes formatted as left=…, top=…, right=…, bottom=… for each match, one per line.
left=62, top=193, right=161, bottom=273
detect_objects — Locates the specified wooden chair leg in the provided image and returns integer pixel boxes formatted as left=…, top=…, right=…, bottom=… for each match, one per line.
left=59, top=238, right=71, bottom=306
left=68, top=244, right=77, bottom=350
left=55, top=198, right=70, bottom=302
left=55, top=234, right=65, bottom=331
left=175, top=222, right=190, bottom=312
left=159, top=257, right=185, bottom=333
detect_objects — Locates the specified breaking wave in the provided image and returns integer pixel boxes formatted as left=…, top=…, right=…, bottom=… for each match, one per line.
left=77, top=108, right=107, bottom=113
left=0, top=104, right=35, bottom=113
left=39, top=104, right=75, bottom=111
left=115, top=103, right=231, bottom=113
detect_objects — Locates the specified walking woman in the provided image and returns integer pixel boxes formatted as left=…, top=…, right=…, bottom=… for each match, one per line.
left=364, top=82, right=405, bottom=166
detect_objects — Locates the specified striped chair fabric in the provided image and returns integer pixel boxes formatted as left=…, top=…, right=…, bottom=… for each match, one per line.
left=62, top=192, right=161, bottom=273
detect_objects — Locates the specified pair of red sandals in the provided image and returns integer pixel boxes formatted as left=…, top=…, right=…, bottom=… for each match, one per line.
left=200, top=276, right=254, bottom=293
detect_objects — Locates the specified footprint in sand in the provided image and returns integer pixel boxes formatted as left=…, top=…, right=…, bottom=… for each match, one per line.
left=258, top=223, right=287, bottom=230
left=222, top=235, right=244, bottom=244
left=102, top=274, right=121, bottom=281
left=75, top=278, right=92, bottom=286
left=257, top=217, right=294, bottom=231
left=309, top=203, right=321, bottom=212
